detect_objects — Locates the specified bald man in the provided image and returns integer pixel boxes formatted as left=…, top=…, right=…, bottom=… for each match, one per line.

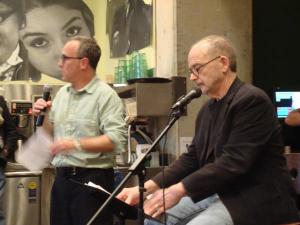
left=117, top=35, right=300, bottom=225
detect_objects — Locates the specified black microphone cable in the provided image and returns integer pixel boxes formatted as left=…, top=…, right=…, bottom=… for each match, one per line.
left=160, top=108, right=175, bottom=225
left=160, top=87, right=201, bottom=225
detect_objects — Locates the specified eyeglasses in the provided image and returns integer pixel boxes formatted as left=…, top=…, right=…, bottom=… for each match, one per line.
left=60, top=54, right=83, bottom=63
left=189, top=56, right=221, bottom=77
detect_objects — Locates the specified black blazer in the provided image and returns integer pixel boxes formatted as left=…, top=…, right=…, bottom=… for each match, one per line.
left=0, top=96, right=18, bottom=166
left=153, top=78, right=300, bottom=225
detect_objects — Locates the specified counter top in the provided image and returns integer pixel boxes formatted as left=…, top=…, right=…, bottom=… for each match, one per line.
left=5, top=162, right=30, bottom=172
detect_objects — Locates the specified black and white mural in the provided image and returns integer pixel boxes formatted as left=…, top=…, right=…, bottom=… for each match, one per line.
left=107, top=0, right=152, bottom=58
left=0, top=0, right=153, bottom=82
left=0, top=0, right=94, bottom=81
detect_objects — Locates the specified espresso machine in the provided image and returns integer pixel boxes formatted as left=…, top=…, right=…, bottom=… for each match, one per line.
left=10, top=100, right=34, bottom=142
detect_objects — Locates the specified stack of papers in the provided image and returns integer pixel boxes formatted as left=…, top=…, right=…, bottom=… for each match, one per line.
left=16, top=127, right=53, bottom=171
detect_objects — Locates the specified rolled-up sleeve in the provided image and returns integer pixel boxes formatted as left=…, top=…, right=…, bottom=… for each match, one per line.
left=98, top=90, right=127, bottom=153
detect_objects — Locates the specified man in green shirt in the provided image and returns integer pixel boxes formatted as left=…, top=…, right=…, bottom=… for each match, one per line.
left=33, top=36, right=127, bottom=225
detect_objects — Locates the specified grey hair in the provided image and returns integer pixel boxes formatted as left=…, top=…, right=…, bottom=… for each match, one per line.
left=195, top=35, right=237, bottom=72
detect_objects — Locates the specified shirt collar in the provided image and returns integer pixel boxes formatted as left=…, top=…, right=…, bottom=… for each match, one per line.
left=0, top=44, right=23, bottom=75
left=209, top=77, right=244, bottom=106
left=222, top=77, right=243, bottom=103
left=7, top=44, right=23, bottom=66
left=67, top=76, right=100, bottom=94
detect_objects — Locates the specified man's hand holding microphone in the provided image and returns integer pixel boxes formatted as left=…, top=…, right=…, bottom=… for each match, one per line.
left=32, top=85, right=80, bottom=155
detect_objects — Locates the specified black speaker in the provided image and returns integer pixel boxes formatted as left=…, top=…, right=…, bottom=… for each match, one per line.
left=171, top=76, right=187, bottom=104
left=171, top=76, right=187, bottom=115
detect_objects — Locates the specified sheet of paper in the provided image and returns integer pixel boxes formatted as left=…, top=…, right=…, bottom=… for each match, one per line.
left=16, top=127, right=53, bottom=171
left=85, top=181, right=111, bottom=195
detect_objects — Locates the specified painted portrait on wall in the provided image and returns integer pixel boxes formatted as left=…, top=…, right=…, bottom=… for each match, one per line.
left=0, top=0, right=39, bottom=81
left=106, top=0, right=153, bottom=58
left=20, top=0, right=94, bottom=82
left=0, top=0, right=94, bottom=82
left=0, top=0, right=153, bottom=83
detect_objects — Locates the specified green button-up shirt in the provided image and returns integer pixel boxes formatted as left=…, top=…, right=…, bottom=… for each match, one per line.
left=49, top=76, right=127, bottom=168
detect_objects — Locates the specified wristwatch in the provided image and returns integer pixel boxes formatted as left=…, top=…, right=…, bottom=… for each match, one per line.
left=74, top=139, right=83, bottom=152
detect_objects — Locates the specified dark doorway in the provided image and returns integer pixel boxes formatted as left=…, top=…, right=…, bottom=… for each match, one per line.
left=253, top=0, right=300, bottom=98
left=253, top=0, right=300, bottom=149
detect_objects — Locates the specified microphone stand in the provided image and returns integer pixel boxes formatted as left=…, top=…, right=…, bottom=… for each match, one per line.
left=86, top=107, right=185, bottom=225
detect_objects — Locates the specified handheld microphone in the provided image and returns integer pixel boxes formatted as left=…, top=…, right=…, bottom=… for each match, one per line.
left=171, top=88, right=202, bottom=109
left=35, top=85, right=52, bottom=126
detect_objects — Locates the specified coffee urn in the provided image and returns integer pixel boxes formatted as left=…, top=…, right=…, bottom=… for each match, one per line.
left=10, top=100, right=34, bottom=141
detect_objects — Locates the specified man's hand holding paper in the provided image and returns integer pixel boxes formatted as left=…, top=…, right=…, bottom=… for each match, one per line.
left=16, top=127, right=53, bottom=171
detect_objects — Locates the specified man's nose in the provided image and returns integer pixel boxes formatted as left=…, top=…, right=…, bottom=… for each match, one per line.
left=190, top=73, right=198, bottom=81
left=58, top=58, right=63, bottom=68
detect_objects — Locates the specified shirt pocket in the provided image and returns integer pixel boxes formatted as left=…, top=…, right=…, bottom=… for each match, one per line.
left=57, top=112, right=100, bottom=138
left=73, top=116, right=100, bottom=137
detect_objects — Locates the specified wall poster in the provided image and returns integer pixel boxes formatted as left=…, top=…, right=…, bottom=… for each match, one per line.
left=0, top=0, right=153, bottom=85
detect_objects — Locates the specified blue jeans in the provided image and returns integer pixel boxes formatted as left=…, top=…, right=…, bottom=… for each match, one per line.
left=145, top=194, right=233, bottom=225
left=0, top=169, right=5, bottom=225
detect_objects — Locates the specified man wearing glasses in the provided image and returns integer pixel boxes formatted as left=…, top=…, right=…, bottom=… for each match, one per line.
left=33, top=36, right=127, bottom=225
left=118, top=35, right=300, bottom=225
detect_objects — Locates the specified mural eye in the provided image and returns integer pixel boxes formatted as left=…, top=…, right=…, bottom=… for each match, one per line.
left=30, top=37, right=49, bottom=48
left=66, top=26, right=81, bottom=37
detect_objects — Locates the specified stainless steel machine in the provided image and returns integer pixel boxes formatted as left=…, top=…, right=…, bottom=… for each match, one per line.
left=4, top=170, right=42, bottom=225
left=10, top=100, right=34, bottom=141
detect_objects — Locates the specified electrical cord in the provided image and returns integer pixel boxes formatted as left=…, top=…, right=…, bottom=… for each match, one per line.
left=161, top=109, right=175, bottom=225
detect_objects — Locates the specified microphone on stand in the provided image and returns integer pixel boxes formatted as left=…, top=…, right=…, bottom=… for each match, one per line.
left=171, top=88, right=202, bottom=109
left=35, top=85, right=52, bottom=126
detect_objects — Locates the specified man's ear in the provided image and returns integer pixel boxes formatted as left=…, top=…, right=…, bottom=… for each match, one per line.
left=219, top=55, right=230, bottom=72
left=80, top=58, right=89, bottom=70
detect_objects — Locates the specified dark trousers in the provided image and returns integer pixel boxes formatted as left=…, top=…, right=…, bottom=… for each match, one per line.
left=50, top=167, right=114, bottom=225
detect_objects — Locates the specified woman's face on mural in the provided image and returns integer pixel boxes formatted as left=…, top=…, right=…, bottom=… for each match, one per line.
left=0, top=2, right=20, bottom=64
left=20, top=5, right=91, bottom=79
